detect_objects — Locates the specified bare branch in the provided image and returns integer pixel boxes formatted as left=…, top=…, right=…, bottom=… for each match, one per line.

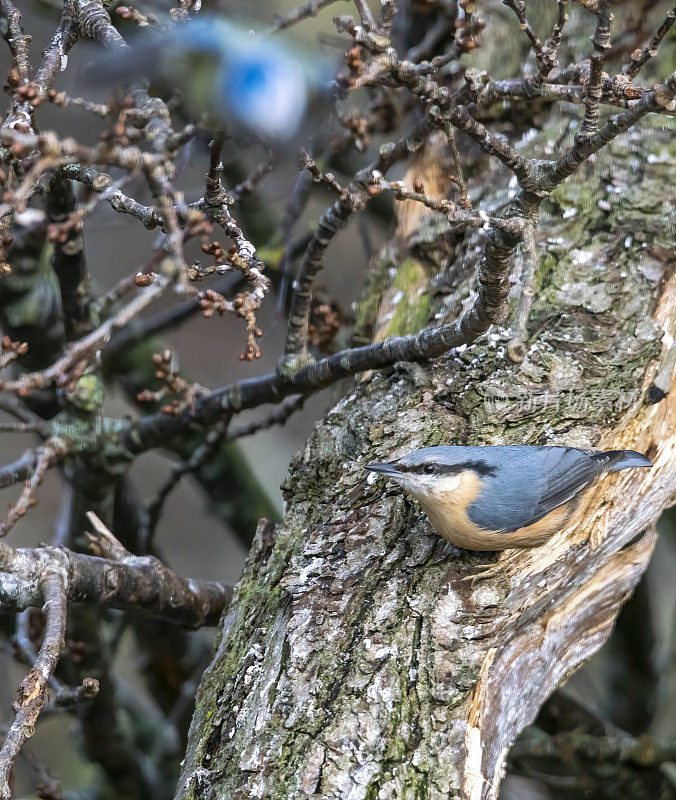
left=0, top=535, right=232, bottom=627
left=445, top=126, right=470, bottom=208
left=13, top=608, right=98, bottom=709
left=622, top=6, right=675, bottom=80
left=0, top=440, right=71, bottom=538
left=385, top=66, right=536, bottom=185
left=478, top=74, right=651, bottom=110
left=85, top=511, right=133, bottom=561
left=34, top=7, right=75, bottom=93
left=283, top=117, right=436, bottom=364
left=0, top=396, right=46, bottom=427
left=122, top=215, right=524, bottom=454
left=543, top=0, right=568, bottom=70
left=0, top=573, right=67, bottom=800
left=511, top=729, right=676, bottom=766
left=546, top=71, right=676, bottom=189
left=75, top=0, right=125, bottom=49
left=0, top=451, right=36, bottom=490
left=575, top=0, right=612, bottom=142
left=502, top=0, right=552, bottom=75
left=353, top=0, right=377, bottom=32
left=385, top=179, right=512, bottom=227
left=198, top=136, right=258, bottom=265
left=0, top=0, right=31, bottom=83
left=46, top=176, right=92, bottom=341
left=301, top=149, right=346, bottom=196
left=232, top=151, right=275, bottom=200
left=0, top=421, right=43, bottom=433
left=54, top=676, right=100, bottom=707
left=228, top=395, right=306, bottom=440
left=271, top=0, right=345, bottom=31
left=2, top=276, right=169, bottom=393
left=142, top=420, right=231, bottom=547
left=60, top=164, right=169, bottom=230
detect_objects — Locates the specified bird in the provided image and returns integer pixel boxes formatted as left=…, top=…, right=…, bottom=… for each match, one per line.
left=366, top=445, right=652, bottom=551
left=83, top=17, right=329, bottom=142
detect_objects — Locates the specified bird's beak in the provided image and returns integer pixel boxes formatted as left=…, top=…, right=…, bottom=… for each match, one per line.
left=366, top=462, right=401, bottom=477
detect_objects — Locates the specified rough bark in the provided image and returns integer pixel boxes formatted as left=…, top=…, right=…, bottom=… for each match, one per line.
left=175, top=119, right=675, bottom=800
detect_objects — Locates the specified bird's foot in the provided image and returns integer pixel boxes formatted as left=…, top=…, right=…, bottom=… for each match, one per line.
left=460, top=561, right=503, bottom=586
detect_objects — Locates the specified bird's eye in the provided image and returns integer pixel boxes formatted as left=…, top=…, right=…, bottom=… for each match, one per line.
left=423, top=464, right=437, bottom=474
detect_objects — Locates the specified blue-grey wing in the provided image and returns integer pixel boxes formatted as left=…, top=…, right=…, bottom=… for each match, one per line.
left=467, top=447, right=603, bottom=532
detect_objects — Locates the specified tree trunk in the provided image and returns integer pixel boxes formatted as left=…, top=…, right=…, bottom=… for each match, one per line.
left=175, top=119, right=675, bottom=800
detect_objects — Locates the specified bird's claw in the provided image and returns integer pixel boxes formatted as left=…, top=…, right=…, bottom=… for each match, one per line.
left=460, top=561, right=503, bottom=586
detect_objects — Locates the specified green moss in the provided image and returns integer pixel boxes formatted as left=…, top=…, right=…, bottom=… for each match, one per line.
left=365, top=780, right=381, bottom=800
left=187, top=523, right=302, bottom=774
left=353, top=256, right=391, bottom=344
left=533, top=251, right=557, bottom=295
left=66, top=373, right=105, bottom=412
left=386, top=259, right=432, bottom=337
left=354, top=256, right=435, bottom=343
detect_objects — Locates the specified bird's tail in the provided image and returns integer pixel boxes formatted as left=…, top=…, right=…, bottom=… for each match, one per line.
left=598, top=449, right=653, bottom=472
left=79, top=37, right=164, bottom=91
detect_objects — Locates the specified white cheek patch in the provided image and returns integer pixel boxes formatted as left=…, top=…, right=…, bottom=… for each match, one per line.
left=390, top=475, right=419, bottom=494
left=435, top=473, right=463, bottom=493
left=389, top=471, right=464, bottom=498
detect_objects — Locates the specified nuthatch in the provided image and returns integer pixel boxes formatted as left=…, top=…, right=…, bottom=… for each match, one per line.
left=367, top=446, right=652, bottom=551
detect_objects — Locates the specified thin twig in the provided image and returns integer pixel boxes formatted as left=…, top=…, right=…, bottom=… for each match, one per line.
left=0, top=439, right=71, bottom=538
left=301, top=149, right=346, bottom=196
left=3, top=276, right=169, bottom=393
left=503, top=0, right=552, bottom=75
left=622, top=7, right=675, bottom=80
left=512, top=730, right=676, bottom=766
left=142, top=418, right=232, bottom=547
left=283, top=117, right=435, bottom=364
left=0, top=0, right=31, bottom=83
left=121, top=216, right=526, bottom=454
left=233, top=151, right=275, bottom=200
left=444, top=127, right=470, bottom=208
left=544, top=0, right=568, bottom=70
left=277, top=168, right=313, bottom=313
left=546, top=71, right=676, bottom=189
left=0, top=421, right=45, bottom=433
left=228, top=395, right=306, bottom=440
left=270, top=0, right=345, bottom=32
left=54, top=677, right=100, bottom=707
left=0, top=573, right=67, bottom=800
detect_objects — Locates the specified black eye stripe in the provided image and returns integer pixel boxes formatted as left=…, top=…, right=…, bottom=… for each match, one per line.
left=396, top=460, right=497, bottom=477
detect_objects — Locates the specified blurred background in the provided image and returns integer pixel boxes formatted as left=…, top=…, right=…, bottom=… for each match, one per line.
left=0, top=0, right=674, bottom=798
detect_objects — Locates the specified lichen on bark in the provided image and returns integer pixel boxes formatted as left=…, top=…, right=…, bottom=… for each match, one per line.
left=175, top=120, right=675, bottom=800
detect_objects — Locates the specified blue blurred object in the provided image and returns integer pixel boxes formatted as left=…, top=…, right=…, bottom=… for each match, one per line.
left=88, top=17, right=325, bottom=142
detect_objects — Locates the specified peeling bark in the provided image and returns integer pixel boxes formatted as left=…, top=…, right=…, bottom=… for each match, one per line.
left=176, top=121, right=675, bottom=800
